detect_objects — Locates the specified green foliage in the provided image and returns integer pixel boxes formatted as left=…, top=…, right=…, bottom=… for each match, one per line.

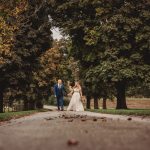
left=31, top=39, right=74, bottom=102
left=0, top=109, right=46, bottom=121
left=0, top=0, right=53, bottom=112
left=1, top=0, right=150, bottom=111
left=45, top=95, right=56, bottom=106
left=89, top=109, right=150, bottom=116
left=44, top=95, right=70, bottom=106
left=49, top=0, right=150, bottom=108
left=127, top=84, right=150, bottom=98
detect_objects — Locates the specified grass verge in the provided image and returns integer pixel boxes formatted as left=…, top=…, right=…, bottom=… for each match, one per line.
left=0, top=109, right=48, bottom=122
left=88, top=109, right=150, bottom=116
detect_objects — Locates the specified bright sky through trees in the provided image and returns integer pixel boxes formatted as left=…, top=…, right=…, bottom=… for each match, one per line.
left=51, top=27, right=62, bottom=40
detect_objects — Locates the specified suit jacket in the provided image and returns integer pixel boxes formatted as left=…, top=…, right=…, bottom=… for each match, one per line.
left=54, top=84, right=66, bottom=97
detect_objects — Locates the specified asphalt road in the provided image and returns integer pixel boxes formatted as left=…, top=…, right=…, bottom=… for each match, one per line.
left=0, top=110, right=150, bottom=150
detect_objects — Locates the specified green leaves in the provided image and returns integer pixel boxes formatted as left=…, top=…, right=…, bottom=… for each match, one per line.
left=49, top=0, right=150, bottom=100
left=0, top=0, right=54, bottom=109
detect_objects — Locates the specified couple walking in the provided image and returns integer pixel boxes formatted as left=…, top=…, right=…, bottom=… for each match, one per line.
left=54, top=79, right=84, bottom=111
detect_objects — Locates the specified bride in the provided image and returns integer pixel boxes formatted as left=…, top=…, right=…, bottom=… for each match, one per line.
left=67, top=81, right=84, bottom=111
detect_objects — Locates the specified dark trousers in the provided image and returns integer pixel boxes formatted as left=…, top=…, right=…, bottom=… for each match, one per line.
left=56, top=96, right=64, bottom=110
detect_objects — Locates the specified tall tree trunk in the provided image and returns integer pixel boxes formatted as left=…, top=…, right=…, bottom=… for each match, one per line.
left=102, top=97, right=107, bottom=109
left=94, top=96, right=99, bottom=109
left=36, top=101, right=43, bottom=109
left=86, top=96, right=91, bottom=109
left=116, top=81, right=127, bottom=109
left=0, top=86, right=4, bottom=113
left=24, top=100, right=29, bottom=111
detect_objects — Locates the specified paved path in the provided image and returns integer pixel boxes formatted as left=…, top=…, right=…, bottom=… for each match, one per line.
left=0, top=108, right=150, bottom=150
left=44, top=105, right=150, bottom=123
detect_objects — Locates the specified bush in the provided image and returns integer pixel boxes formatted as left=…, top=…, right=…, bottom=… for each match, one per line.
left=64, top=97, right=70, bottom=106
left=44, top=96, right=70, bottom=106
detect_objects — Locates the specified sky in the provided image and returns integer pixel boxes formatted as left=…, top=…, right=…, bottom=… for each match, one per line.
left=51, top=27, right=63, bottom=40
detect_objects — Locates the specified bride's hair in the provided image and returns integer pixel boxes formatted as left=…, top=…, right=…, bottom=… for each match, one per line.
left=74, top=81, right=81, bottom=89
left=69, top=80, right=82, bottom=89
left=69, top=81, right=75, bottom=87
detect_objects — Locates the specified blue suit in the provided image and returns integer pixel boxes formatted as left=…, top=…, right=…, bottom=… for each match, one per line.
left=54, top=84, right=65, bottom=110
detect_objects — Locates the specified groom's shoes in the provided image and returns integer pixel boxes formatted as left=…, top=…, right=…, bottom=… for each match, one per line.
left=60, top=108, right=64, bottom=111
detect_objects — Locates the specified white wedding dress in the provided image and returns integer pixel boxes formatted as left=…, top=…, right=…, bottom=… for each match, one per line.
left=67, top=88, right=84, bottom=111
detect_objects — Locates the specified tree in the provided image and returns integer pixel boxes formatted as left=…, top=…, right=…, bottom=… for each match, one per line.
left=27, top=38, right=74, bottom=107
left=84, top=67, right=114, bottom=109
left=32, top=40, right=66, bottom=102
left=0, top=0, right=28, bottom=112
left=49, top=0, right=150, bottom=109
left=0, top=0, right=53, bottom=112
left=87, top=0, right=150, bottom=109
left=12, top=0, right=53, bottom=109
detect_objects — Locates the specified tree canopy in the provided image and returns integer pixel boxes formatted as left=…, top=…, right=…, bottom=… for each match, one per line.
left=48, top=0, right=150, bottom=109
left=0, top=0, right=53, bottom=112
left=0, top=0, right=150, bottom=112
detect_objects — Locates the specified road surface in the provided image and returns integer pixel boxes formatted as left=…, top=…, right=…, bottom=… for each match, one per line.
left=0, top=109, right=150, bottom=150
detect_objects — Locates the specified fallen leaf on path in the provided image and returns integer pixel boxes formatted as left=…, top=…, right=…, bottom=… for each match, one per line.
left=85, top=130, right=88, bottom=133
left=102, top=119, right=107, bottom=122
left=141, top=116, right=146, bottom=119
left=93, top=118, right=97, bottom=121
left=67, top=139, right=79, bottom=146
left=100, top=117, right=106, bottom=120
left=81, top=118, right=86, bottom=122
left=75, top=115, right=80, bottom=118
left=127, top=117, right=132, bottom=121
left=68, top=119, right=73, bottom=122
left=65, top=116, right=69, bottom=119
left=45, top=118, right=53, bottom=120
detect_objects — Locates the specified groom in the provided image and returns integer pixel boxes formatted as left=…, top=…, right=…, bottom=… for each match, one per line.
left=54, top=79, right=66, bottom=111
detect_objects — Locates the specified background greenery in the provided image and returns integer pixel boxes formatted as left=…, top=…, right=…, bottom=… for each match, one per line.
left=0, top=0, right=150, bottom=113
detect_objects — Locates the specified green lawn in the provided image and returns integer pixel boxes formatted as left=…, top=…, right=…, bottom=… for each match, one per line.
left=0, top=109, right=47, bottom=122
left=88, top=109, right=150, bottom=116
